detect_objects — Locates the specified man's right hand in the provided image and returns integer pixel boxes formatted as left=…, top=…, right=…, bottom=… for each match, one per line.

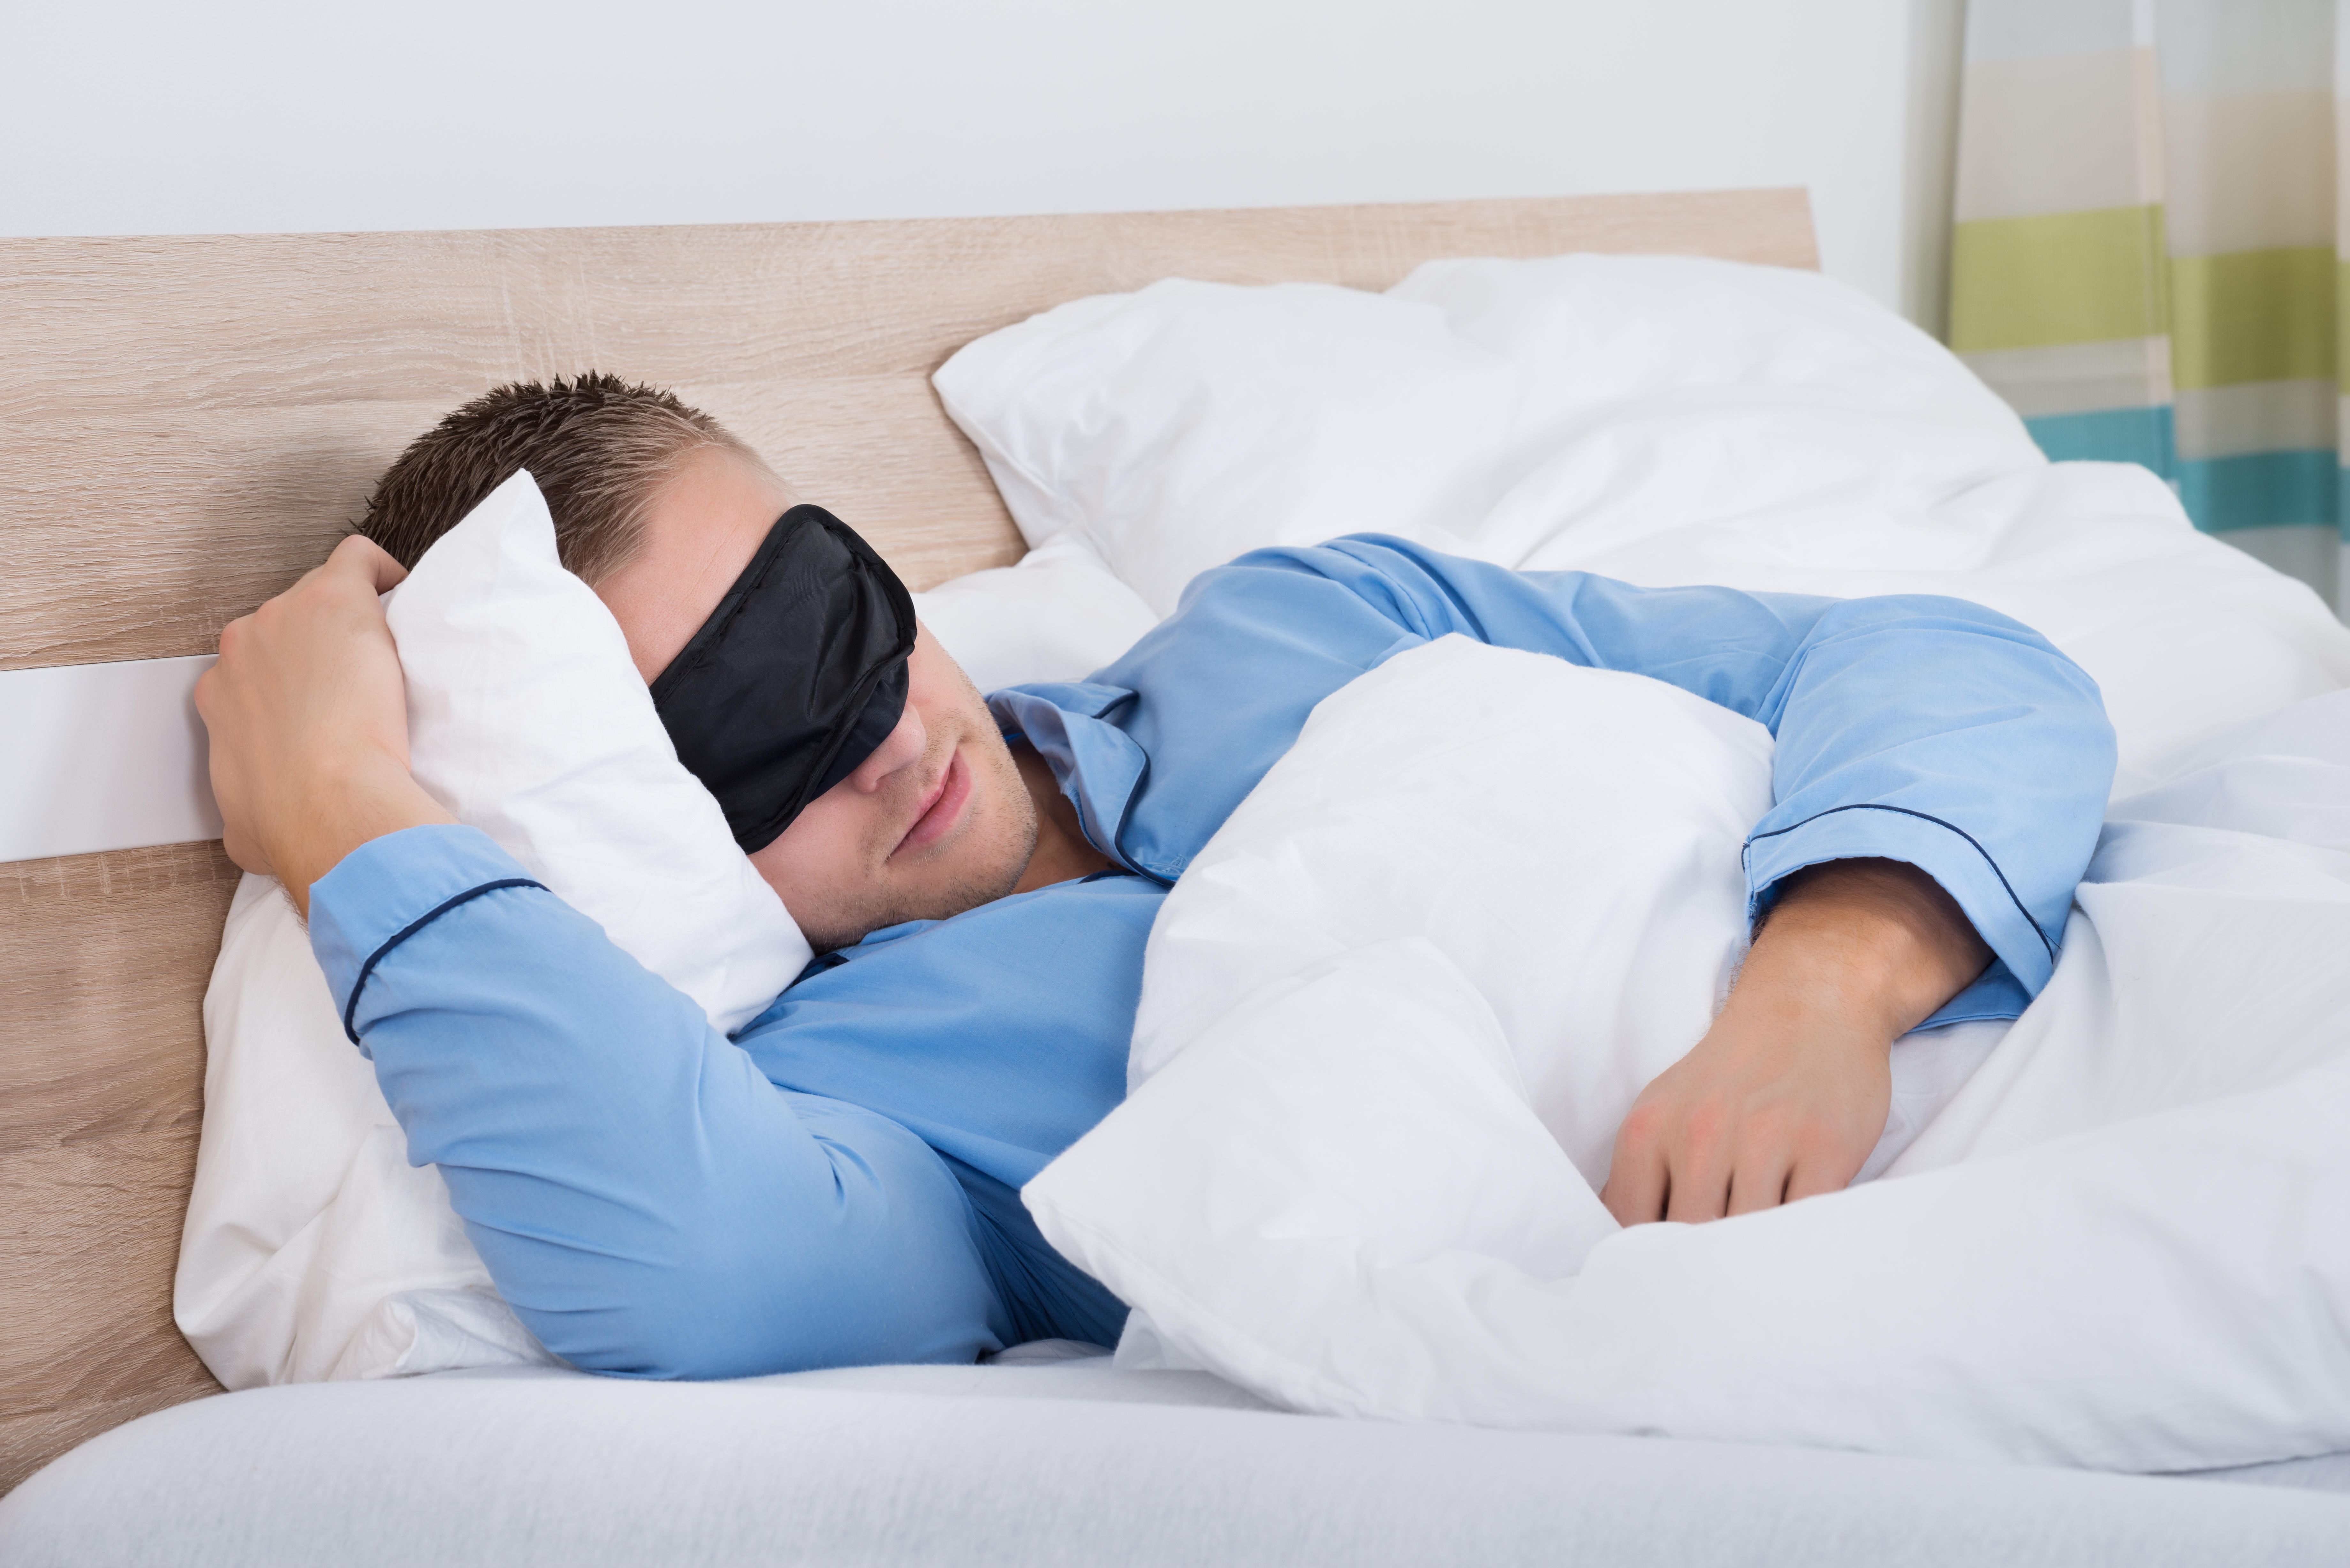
left=1598, top=859, right=1990, bottom=1226
left=195, top=534, right=453, bottom=915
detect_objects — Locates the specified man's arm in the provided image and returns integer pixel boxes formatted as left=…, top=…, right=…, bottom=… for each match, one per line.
left=199, top=538, right=1011, bottom=1375
left=1125, top=535, right=2115, bottom=1222
left=309, top=828, right=1009, bottom=1374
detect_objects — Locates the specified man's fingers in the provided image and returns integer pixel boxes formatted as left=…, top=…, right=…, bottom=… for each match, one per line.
left=1783, top=1150, right=1859, bottom=1205
left=1604, top=1027, right=1891, bottom=1227
left=330, top=532, right=409, bottom=594
left=195, top=532, right=422, bottom=898
left=1724, top=1153, right=1795, bottom=1217
left=277, top=534, right=406, bottom=609
left=219, top=823, right=273, bottom=878
left=1600, top=1140, right=1668, bottom=1228
left=1661, top=1144, right=1731, bottom=1224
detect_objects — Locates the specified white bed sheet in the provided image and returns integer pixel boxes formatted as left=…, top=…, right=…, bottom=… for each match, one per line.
left=4, top=1362, right=2347, bottom=1568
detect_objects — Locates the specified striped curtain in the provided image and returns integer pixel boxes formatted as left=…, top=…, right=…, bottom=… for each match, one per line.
left=1951, top=0, right=2348, bottom=617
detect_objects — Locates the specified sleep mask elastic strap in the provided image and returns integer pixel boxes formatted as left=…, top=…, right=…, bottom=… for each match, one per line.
left=650, top=505, right=916, bottom=853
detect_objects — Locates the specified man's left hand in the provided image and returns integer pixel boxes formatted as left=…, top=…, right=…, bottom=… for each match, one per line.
left=196, top=534, right=452, bottom=915
left=1599, top=858, right=1991, bottom=1226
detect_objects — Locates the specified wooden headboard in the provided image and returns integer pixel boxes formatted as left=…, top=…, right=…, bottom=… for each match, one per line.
left=0, top=189, right=1817, bottom=1492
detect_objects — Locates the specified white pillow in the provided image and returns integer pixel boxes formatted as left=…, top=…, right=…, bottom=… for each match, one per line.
left=934, top=257, right=2042, bottom=618
left=911, top=532, right=1159, bottom=691
left=935, top=256, right=2350, bottom=774
left=179, top=471, right=810, bottom=1386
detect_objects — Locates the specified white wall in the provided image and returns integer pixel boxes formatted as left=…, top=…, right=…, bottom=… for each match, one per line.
left=4, top=0, right=1965, bottom=331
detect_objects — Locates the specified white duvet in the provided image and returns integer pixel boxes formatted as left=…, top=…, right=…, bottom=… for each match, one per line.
left=952, top=256, right=2350, bottom=1473
left=1026, top=644, right=2350, bottom=1474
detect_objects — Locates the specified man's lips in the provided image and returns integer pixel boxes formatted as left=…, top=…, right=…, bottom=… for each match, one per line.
left=893, top=749, right=972, bottom=857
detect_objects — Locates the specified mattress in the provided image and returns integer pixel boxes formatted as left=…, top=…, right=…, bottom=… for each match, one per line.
left=5, top=1355, right=2346, bottom=1567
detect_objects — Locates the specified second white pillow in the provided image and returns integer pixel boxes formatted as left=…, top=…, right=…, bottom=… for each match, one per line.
left=180, top=472, right=810, bottom=1387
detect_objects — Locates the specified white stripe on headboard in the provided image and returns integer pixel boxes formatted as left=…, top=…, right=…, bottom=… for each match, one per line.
left=1, top=654, right=223, bottom=863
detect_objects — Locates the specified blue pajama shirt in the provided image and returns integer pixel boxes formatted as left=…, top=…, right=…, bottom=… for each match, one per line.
left=306, top=536, right=2118, bottom=1379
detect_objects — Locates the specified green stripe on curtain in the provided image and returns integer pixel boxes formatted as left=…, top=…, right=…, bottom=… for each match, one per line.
left=1950, top=206, right=2169, bottom=353
left=2022, top=407, right=2176, bottom=471
left=2169, top=248, right=2337, bottom=390
left=2339, top=260, right=2350, bottom=394
left=2176, top=449, right=2339, bottom=532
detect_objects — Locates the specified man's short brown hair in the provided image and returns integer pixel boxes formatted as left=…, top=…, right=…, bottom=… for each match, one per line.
left=360, top=373, right=768, bottom=584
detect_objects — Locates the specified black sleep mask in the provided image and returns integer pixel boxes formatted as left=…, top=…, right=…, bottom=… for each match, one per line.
left=650, top=505, right=916, bottom=854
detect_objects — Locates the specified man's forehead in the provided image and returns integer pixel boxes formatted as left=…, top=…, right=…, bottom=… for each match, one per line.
left=595, top=447, right=797, bottom=684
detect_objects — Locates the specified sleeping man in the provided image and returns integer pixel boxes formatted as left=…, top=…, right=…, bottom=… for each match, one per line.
left=196, top=374, right=2117, bottom=1378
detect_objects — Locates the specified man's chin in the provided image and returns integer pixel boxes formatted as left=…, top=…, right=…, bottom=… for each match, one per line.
left=788, top=733, right=1040, bottom=954
left=800, top=843, right=1035, bottom=954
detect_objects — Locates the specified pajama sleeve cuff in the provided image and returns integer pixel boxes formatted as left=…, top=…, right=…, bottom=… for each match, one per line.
left=307, top=823, right=546, bottom=1047
left=1742, top=803, right=2060, bottom=1002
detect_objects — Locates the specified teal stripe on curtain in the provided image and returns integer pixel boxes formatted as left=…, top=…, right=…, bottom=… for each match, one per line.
left=2176, top=449, right=2340, bottom=533
left=2021, top=407, right=2177, bottom=473
left=2020, top=410, right=2339, bottom=532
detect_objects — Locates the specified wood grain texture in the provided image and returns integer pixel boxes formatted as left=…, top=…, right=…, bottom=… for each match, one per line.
left=0, top=842, right=238, bottom=1495
left=0, top=188, right=1814, bottom=671
left=0, top=189, right=1815, bottom=1494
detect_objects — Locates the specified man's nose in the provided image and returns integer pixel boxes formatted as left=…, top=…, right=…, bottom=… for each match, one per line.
left=847, top=700, right=928, bottom=793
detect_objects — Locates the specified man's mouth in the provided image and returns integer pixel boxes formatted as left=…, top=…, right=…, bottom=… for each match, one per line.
left=893, top=749, right=972, bottom=858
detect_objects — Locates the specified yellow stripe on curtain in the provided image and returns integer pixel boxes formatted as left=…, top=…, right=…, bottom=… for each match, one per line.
left=2170, top=247, right=2336, bottom=390
left=1950, top=206, right=2170, bottom=354
left=1952, top=220, right=2336, bottom=389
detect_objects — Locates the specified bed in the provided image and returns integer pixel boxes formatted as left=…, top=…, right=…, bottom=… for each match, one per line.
left=5, top=190, right=2349, bottom=1564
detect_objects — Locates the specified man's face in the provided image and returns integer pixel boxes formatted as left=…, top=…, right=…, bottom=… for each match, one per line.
left=595, top=445, right=1038, bottom=950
